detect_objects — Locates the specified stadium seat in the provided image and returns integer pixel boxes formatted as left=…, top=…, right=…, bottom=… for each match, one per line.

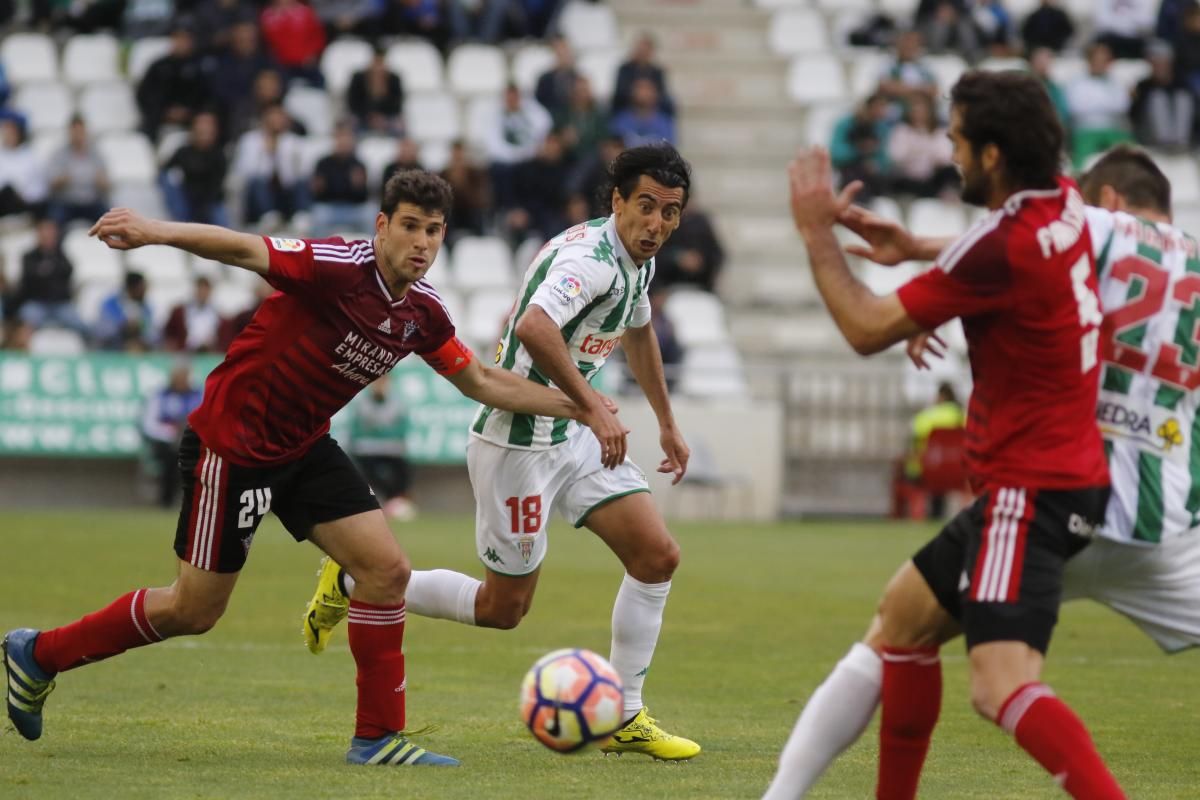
left=1049, top=54, right=1086, bottom=87
left=877, top=0, right=920, bottom=16
left=753, top=0, right=808, bottom=7
left=1062, top=0, right=1094, bottom=23
left=577, top=49, right=622, bottom=106
left=403, top=92, right=460, bottom=144
left=432, top=285, right=465, bottom=327
left=462, top=95, right=498, bottom=152
left=908, top=199, right=967, bottom=239
left=110, top=182, right=167, bottom=219
left=558, top=1, right=619, bottom=52
left=977, top=57, right=1027, bottom=73
left=211, top=281, right=257, bottom=318
left=787, top=55, right=847, bottom=105
left=127, top=37, right=172, bottom=83
left=768, top=10, right=831, bottom=57
left=464, top=288, right=518, bottom=351
left=870, top=196, right=903, bottom=222
left=78, top=82, right=139, bottom=135
left=124, top=244, right=191, bottom=289
left=75, top=282, right=112, bottom=326
left=1, top=33, right=57, bottom=85
left=386, top=40, right=444, bottom=93
left=511, top=44, right=556, bottom=94
left=320, top=38, right=374, bottom=96
left=663, top=289, right=728, bottom=347
left=849, top=49, right=891, bottom=99
left=860, top=262, right=919, bottom=296
left=284, top=86, right=334, bottom=137
left=62, top=34, right=121, bottom=87
left=814, top=0, right=873, bottom=10
left=447, top=44, right=507, bottom=97
left=63, top=227, right=123, bottom=287
left=357, top=136, right=397, bottom=191
left=14, top=83, right=74, bottom=136
left=424, top=245, right=451, bottom=287
left=1004, top=0, right=1041, bottom=16
left=1110, top=59, right=1153, bottom=94
left=1173, top=204, right=1200, bottom=241
left=513, top=237, right=545, bottom=274
left=189, top=255, right=224, bottom=281
left=147, top=282, right=192, bottom=329
left=30, top=132, right=64, bottom=168
left=97, top=132, right=157, bottom=184
left=925, top=54, right=967, bottom=92
left=451, top=236, right=515, bottom=291
left=419, top=139, right=451, bottom=172
left=804, top=102, right=853, bottom=147
left=1, top=229, right=36, bottom=284
left=679, top=344, right=749, bottom=399
left=156, top=128, right=189, bottom=164
left=28, top=328, right=87, bottom=356
left=1156, top=154, right=1200, bottom=205
left=298, top=135, right=333, bottom=178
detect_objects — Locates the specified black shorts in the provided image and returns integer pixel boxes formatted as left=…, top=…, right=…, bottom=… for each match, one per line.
left=173, top=428, right=380, bottom=573
left=912, top=485, right=1109, bottom=654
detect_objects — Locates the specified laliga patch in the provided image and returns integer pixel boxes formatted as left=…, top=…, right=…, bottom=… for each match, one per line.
left=269, top=237, right=306, bottom=253
left=550, top=275, right=583, bottom=304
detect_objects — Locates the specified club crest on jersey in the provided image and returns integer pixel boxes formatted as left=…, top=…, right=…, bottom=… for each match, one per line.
left=518, top=535, right=534, bottom=564
left=402, top=320, right=419, bottom=342
left=551, top=275, right=583, bottom=304
left=269, top=237, right=306, bottom=252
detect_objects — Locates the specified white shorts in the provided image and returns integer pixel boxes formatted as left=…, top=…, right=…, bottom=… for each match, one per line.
left=1063, top=534, right=1200, bottom=653
left=466, top=429, right=650, bottom=576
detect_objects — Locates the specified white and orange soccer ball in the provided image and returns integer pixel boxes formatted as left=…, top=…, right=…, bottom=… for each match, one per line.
left=520, top=648, right=625, bottom=753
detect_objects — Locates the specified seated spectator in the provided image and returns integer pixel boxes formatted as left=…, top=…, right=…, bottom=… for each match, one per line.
left=312, top=0, right=386, bottom=39
left=1131, top=41, right=1194, bottom=151
left=311, top=120, right=372, bottom=236
left=124, top=0, right=175, bottom=38
left=485, top=83, right=553, bottom=211
left=878, top=30, right=938, bottom=110
left=556, top=75, right=609, bottom=169
left=476, top=0, right=562, bottom=41
left=163, top=276, right=225, bottom=353
left=1021, top=0, right=1074, bottom=53
left=14, top=218, right=87, bottom=348
left=347, top=48, right=405, bottom=136
left=1094, top=0, right=1156, bottom=60
left=610, top=78, right=675, bottom=147
left=383, top=0, right=451, bottom=53
left=162, top=112, right=230, bottom=226
left=1029, top=47, right=1071, bottom=128
left=137, top=23, right=211, bottom=141
left=439, top=139, right=490, bottom=240
left=208, top=20, right=277, bottom=141
left=239, top=69, right=297, bottom=140
left=142, top=360, right=204, bottom=508
left=972, top=0, right=1013, bottom=52
left=506, top=130, right=570, bottom=244
left=192, top=0, right=253, bottom=53
left=96, top=272, right=156, bottom=352
left=48, top=116, right=109, bottom=227
left=1174, top=3, right=1200, bottom=97
left=916, top=0, right=981, bottom=60
left=613, top=33, right=675, bottom=116
left=535, top=36, right=579, bottom=117
left=1157, top=0, right=1191, bottom=41
left=350, top=377, right=417, bottom=521
left=655, top=199, right=725, bottom=294
left=233, top=104, right=308, bottom=227
left=218, top=278, right=274, bottom=350
left=831, top=93, right=892, bottom=202
left=260, top=0, right=327, bottom=87
left=1066, top=42, right=1134, bottom=167
left=0, top=119, right=48, bottom=219
left=886, top=95, right=958, bottom=198
left=381, top=137, right=423, bottom=192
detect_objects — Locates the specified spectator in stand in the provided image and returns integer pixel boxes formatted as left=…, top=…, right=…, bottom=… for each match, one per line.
left=439, top=139, right=490, bottom=241
left=1131, top=40, right=1194, bottom=151
left=878, top=29, right=938, bottom=111
left=535, top=36, right=579, bottom=117
left=1157, top=0, right=1192, bottom=41
left=233, top=104, right=307, bottom=227
left=192, top=0, right=251, bottom=53
left=137, top=23, right=211, bottom=141
left=0, top=269, right=15, bottom=347
left=124, top=0, right=175, bottom=38
left=311, top=120, right=372, bottom=235
left=141, top=360, right=204, bottom=508
left=485, top=83, right=552, bottom=211
left=0, top=119, right=48, bottom=219
left=1066, top=41, right=1134, bottom=167
left=506, top=130, right=569, bottom=244
left=613, top=32, right=676, bottom=117
left=217, top=278, right=274, bottom=350
left=971, top=0, right=1013, bottom=52
left=610, top=78, right=675, bottom=147
left=1021, top=0, right=1074, bottom=53
left=260, top=0, right=327, bottom=87
left=14, top=218, right=87, bottom=348
left=347, top=47, right=405, bottom=136
left=48, top=116, right=109, bottom=227
left=162, top=276, right=224, bottom=353
left=564, top=192, right=590, bottom=226
left=575, top=134, right=625, bottom=218
left=162, top=112, right=230, bottom=226
left=312, top=0, right=386, bottom=39
left=1174, top=3, right=1200, bottom=98
left=380, top=136, right=423, bottom=192
left=915, top=0, right=981, bottom=60
left=349, top=377, right=417, bottom=521
left=382, top=0, right=451, bottom=53
left=654, top=201, right=724, bottom=294
left=556, top=75, right=609, bottom=172
left=1029, top=46, right=1071, bottom=128
left=887, top=94, right=958, bottom=198
left=1094, top=0, right=1157, bottom=59
left=239, top=69, right=298, bottom=139
left=831, top=92, right=892, bottom=202
left=95, top=271, right=155, bottom=352
left=476, top=0, right=563, bottom=41
left=208, top=20, right=277, bottom=141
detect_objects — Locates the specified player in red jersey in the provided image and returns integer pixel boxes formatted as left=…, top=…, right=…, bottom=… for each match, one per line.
left=764, top=71, right=1123, bottom=799
left=2, top=171, right=616, bottom=767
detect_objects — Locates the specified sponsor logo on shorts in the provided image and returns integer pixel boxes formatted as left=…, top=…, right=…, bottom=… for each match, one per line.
left=269, top=237, right=306, bottom=252
left=1068, top=513, right=1097, bottom=539
left=551, top=275, right=583, bottom=304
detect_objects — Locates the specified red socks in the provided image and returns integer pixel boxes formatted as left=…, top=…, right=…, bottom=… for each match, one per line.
left=33, top=589, right=164, bottom=675
left=877, top=646, right=941, bottom=800
left=997, top=683, right=1125, bottom=799
left=347, top=600, right=407, bottom=740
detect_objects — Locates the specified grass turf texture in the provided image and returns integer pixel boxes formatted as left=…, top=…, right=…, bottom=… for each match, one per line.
left=2, top=511, right=1198, bottom=799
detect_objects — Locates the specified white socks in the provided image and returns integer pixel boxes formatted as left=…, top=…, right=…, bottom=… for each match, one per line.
left=762, top=643, right=883, bottom=799
left=609, top=573, right=671, bottom=719
left=342, top=568, right=480, bottom=625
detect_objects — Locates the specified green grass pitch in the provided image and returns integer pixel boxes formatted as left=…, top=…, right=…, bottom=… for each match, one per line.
left=2, top=510, right=1198, bottom=799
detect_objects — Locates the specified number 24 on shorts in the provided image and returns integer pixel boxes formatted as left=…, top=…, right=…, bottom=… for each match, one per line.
left=505, top=496, right=543, bottom=534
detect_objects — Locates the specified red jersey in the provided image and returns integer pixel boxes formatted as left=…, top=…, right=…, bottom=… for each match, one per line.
left=896, top=177, right=1109, bottom=491
left=189, top=236, right=473, bottom=467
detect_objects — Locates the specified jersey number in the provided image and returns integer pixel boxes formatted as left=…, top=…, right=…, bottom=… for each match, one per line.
left=1101, top=255, right=1200, bottom=390
left=238, top=488, right=272, bottom=529
left=1071, top=253, right=1103, bottom=373
left=505, top=495, right=542, bottom=534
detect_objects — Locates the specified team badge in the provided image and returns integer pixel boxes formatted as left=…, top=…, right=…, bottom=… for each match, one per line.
left=402, top=320, right=419, bottom=342
left=518, top=536, right=535, bottom=564
left=551, top=275, right=583, bottom=304
left=269, top=237, right=306, bottom=252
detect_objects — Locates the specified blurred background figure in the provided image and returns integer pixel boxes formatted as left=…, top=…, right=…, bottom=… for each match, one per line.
left=894, top=381, right=966, bottom=520
left=0, top=118, right=48, bottom=219
left=310, top=120, right=372, bottom=235
left=349, top=377, right=417, bottom=521
left=439, top=139, right=491, bottom=241
left=141, top=360, right=203, bottom=507
left=96, top=272, right=155, bottom=352
left=233, top=104, right=307, bottom=227
left=162, top=276, right=225, bottom=353
left=14, top=217, right=87, bottom=350
left=347, top=47, right=405, bottom=136
left=162, top=112, right=230, bottom=226
left=48, top=116, right=109, bottom=227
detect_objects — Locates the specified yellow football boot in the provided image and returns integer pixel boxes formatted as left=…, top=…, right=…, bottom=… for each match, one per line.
left=600, top=708, right=701, bottom=761
left=303, top=557, right=348, bottom=654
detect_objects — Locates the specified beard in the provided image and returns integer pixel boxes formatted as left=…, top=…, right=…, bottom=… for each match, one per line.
left=960, top=166, right=988, bottom=206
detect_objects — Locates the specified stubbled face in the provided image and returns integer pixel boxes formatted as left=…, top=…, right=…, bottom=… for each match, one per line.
left=949, top=107, right=989, bottom=207
left=612, top=176, right=685, bottom=265
left=374, top=202, right=445, bottom=286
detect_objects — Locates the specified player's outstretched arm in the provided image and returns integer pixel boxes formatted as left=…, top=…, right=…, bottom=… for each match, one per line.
left=622, top=322, right=688, bottom=484
left=89, top=208, right=269, bottom=274
left=837, top=205, right=950, bottom=266
left=788, top=148, right=924, bottom=355
left=444, top=357, right=621, bottom=430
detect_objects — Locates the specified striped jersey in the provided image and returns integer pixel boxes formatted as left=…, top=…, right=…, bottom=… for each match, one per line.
left=1088, top=207, right=1200, bottom=546
left=471, top=216, right=653, bottom=449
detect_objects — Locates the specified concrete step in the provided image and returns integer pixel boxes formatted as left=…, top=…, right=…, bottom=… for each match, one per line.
left=609, top=0, right=759, bottom=13
left=671, top=64, right=788, bottom=108
left=611, top=9, right=769, bottom=57
left=720, top=263, right=820, bottom=309
left=730, top=311, right=855, bottom=358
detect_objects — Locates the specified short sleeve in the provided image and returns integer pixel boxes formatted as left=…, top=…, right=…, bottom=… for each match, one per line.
left=627, top=263, right=654, bottom=328
left=1084, top=206, right=1116, bottom=271
left=262, top=236, right=364, bottom=296
left=527, top=254, right=615, bottom=329
left=896, top=225, right=1014, bottom=330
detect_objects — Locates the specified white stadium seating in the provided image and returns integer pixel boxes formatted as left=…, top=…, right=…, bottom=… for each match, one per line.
left=1, top=229, right=36, bottom=284
left=386, top=40, right=444, bottom=93
left=320, top=38, right=374, bottom=96
left=849, top=49, right=891, bottom=99
left=1157, top=154, right=1200, bottom=205
left=63, top=228, right=123, bottom=287
left=787, top=54, right=846, bottom=105
left=284, top=86, right=334, bottom=138
left=768, top=9, right=831, bottom=57
left=664, top=289, right=729, bottom=348
left=464, top=288, right=517, bottom=351
left=357, top=136, right=398, bottom=190
left=126, top=37, right=171, bottom=83
left=680, top=344, right=749, bottom=398
left=61, top=34, right=120, bottom=87
left=1, top=33, right=57, bottom=84
left=124, top=244, right=191, bottom=289
left=577, top=49, right=622, bottom=106
left=14, top=83, right=73, bottom=135
left=78, top=82, right=138, bottom=135
left=29, top=328, right=86, bottom=355
left=451, top=236, right=515, bottom=292
left=908, top=199, right=968, bottom=240
left=418, top=139, right=451, bottom=172
left=558, top=1, right=619, bottom=53
left=510, top=44, right=556, bottom=94
left=403, top=92, right=460, bottom=144
left=97, top=132, right=157, bottom=185
left=447, top=44, right=507, bottom=97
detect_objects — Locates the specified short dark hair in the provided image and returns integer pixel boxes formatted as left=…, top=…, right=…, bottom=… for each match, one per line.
left=381, top=169, right=454, bottom=220
left=125, top=271, right=146, bottom=290
left=602, top=141, right=692, bottom=210
left=950, top=70, right=1064, bottom=191
left=1079, top=144, right=1171, bottom=215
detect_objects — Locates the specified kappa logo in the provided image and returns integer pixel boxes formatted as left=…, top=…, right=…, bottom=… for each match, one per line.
left=269, top=237, right=306, bottom=252
left=402, top=319, right=419, bottom=341
left=377, top=318, right=392, bottom=333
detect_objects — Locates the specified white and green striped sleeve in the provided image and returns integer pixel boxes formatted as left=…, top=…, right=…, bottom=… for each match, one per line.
left=527, top=254, right=615, bottom=329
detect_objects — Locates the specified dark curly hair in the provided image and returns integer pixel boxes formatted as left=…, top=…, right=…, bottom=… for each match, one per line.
left=381, top=169, right=454, bottom=220
left=950, top=70, right=1064, bottom=191
left=600, top=141, right=692, bottom=211
left=1079, top=144, right=1171, bottom=215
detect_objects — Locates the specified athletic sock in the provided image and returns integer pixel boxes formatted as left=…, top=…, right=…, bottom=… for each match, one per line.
left=346, top=600, right=407, bottom=740
left=33, top=589, right=164, bottom=674
left=609, top=573, right=671, bottom=719
left=403, top=569, right=481, bottom=625
left=996, top=683, right=1126, bottom=799
left=876, top=646, right=941, bottom=800
left=763, top=643, right=883, bottom=799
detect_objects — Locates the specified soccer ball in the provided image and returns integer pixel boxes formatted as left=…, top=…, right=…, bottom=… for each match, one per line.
left=520, top=648, right=625, bottom=753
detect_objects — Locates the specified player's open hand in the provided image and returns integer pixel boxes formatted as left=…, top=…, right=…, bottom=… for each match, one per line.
left=837, top=204, right=918, bottom=266
left=658, top=425, right=689, bottom=485
left=88, top=208, right=160, bottom=250
left=580, top=402, right=630, bottom=470
left=596, top=392, right=619, bottom=416
left=907, top=331, right=947, bottom=370
left=787, top=147, right=862, bottom=233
